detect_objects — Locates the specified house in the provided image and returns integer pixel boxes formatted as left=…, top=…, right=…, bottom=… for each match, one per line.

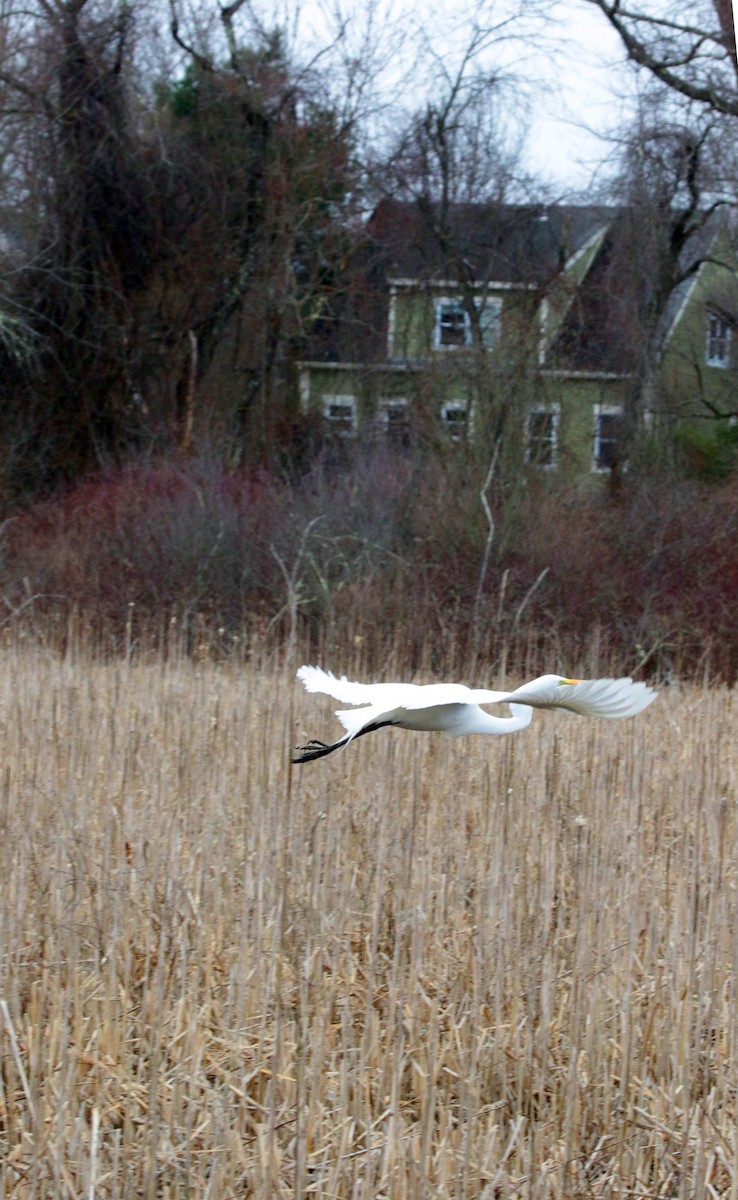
left=298, top=199, right=738, bottom=476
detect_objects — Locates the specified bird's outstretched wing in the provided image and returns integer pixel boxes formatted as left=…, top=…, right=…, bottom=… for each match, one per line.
left=296, top=666, right=481, bottom=711
left=501, top=676, right=656, bottom=718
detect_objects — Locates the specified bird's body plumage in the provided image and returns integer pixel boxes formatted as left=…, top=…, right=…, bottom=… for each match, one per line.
left=293, top=666, right=656, bottom=763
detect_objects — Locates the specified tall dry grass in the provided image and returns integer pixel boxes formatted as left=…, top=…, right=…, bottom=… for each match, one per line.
left=0, top=638, right=736, bottom=1198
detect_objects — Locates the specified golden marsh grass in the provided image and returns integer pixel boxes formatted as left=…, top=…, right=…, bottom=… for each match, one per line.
left=0, top=643, right=736, bottom=1197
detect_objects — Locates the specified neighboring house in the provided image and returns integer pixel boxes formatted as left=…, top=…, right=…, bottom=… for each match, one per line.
left=658, top=218, right=738, bottom=423
left=298, top=199, right=738, bottom=476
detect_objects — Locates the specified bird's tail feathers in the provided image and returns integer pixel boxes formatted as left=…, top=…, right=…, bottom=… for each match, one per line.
left=335, top=705, right=378, bottom=740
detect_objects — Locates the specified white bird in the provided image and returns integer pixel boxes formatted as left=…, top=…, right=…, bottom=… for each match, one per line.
left=292, top=666, right=656, bottom=763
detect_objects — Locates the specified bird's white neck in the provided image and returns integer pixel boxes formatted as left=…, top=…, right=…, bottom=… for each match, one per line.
left=462, top=702, right=534, bottom=737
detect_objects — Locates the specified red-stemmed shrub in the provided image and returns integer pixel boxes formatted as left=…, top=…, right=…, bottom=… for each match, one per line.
left=1, top=452, right=737, bottom=679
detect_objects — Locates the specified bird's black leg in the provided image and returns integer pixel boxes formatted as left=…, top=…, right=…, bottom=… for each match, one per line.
left=292, top=720, right=395, bottom=764
left=292, top=735, right=350, bottom=764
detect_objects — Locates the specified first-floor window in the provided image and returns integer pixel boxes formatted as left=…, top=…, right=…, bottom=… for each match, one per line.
left=706, top=312, right=731, bottom=368
left=378, top=398, right=410, bottom=445
left=592, top=405, right=623, bottom=472
left=323, top=395, right=357, bottom=436
left=440, top=400, right=469, bottom=441
left=525, top=405, right=559, bottom=468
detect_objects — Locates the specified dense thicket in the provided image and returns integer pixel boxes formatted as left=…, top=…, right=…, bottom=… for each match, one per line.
left=0, top=1, right=357, bottom=497
left=1, top=452, right=736, bottom=680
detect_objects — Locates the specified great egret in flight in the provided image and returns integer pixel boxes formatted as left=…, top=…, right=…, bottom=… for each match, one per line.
left=292, top=666, right=656, bottom=763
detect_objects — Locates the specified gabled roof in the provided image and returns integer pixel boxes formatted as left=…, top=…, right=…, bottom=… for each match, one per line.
left=548, top=213, right=636, bottom=374
left=658, top=213, right=728, bottom=346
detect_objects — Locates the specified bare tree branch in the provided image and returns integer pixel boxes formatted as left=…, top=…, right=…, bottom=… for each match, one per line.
left=169, top=0, right=213, bottom=72
left=585, top=0, right=738, bottom=117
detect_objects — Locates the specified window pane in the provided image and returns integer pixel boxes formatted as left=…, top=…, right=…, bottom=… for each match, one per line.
left=598, top=413, right=620, bottom=439
left=594, top=410, right=623, bottom=470
left=707, top=313, right=730, bottom=367
left=437, top=303, right=468, bottom=346
left=530, top=442, right=553, bottom=467
left=441, top=402, right=468, bottom=441
left=324, top=398, right=356, bottom=435
left=526, top=409, right=556, bottom=467
left=596, top=437, right=618, bottom=469
left=479, top=301, right=501, bottom=348
left=379, top=400, right=410, bottom=446
left=529, top=411, right=553, bottom=439
left=444, top=407, right=467, bottom=424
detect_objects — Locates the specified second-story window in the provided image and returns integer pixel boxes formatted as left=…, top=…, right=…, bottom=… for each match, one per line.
left=435, top=299, right=469, bottom=347
left=706, top=312, right=731, bottom=368
left=434, top=297, right=502, bottom=350
left=478, top=299, right=502, bottom=347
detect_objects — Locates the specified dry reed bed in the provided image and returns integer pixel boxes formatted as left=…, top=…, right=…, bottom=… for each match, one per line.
left=0, top=645, right=736, bottom=1198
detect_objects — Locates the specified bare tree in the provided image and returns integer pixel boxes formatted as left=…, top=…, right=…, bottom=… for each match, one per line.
left=365, top=13, right=554, bottom=484
left=0, top=0, right=161, bottom=492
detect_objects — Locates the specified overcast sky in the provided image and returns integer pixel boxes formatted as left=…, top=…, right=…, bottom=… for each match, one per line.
left=283, top=0, right=637, bottom=193
left=520, top=2, right=633, bottom=192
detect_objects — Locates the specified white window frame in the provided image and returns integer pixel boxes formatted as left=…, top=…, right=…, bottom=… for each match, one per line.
left=706, top=312, right=731, bottom=368
left=525, top=404, right=560, bottom=470
left=387, top=288, right=398, bottom=358
left=538, top=296, right=550, bottom=366
left=478, top=297, right=502, bottom=348
left=322, top=394, right=357, bottom=436
left=440, top=399, right=469, bottom=441
left=592, top=404, right=624, bottom=473
left=434, top=298, right=469, bottom=349
left=433, top=296, right=502, bottom=350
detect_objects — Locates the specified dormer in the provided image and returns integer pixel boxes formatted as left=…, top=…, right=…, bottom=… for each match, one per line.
left=387, top=279, right=525, bottom=362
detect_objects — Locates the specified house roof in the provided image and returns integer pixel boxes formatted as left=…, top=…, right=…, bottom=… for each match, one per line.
left=658, top=214, right=726, bottom=344
left=368, top=198, right=614, bottom=286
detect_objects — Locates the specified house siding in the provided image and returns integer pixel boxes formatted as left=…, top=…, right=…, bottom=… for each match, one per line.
left=300, top=361, right=627, bottom=473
